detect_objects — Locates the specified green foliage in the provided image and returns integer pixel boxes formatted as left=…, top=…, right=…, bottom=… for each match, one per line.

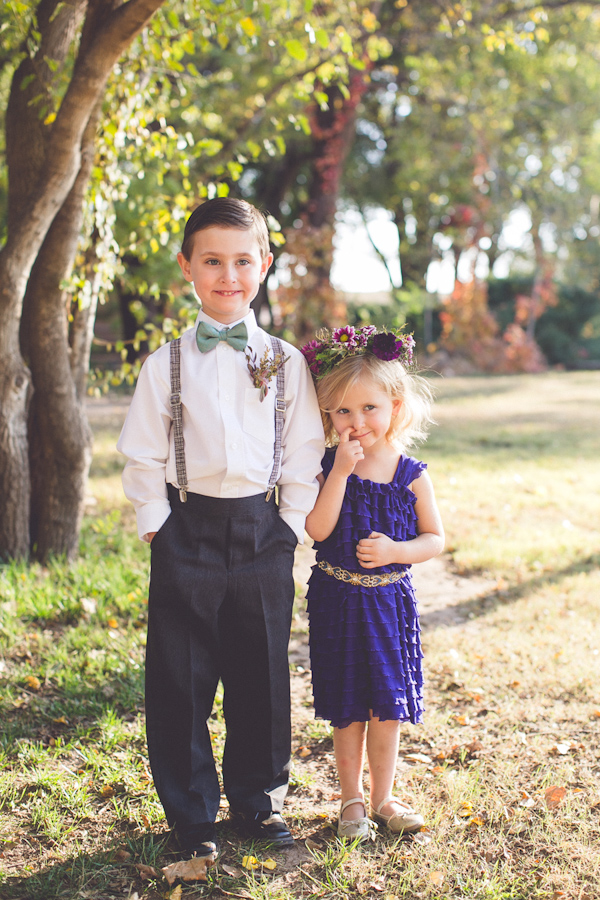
left=488, top=278, right=600, bottom=368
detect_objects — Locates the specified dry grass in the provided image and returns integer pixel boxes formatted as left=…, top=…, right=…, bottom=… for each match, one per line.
left=0, top=371, right=599, bottom=899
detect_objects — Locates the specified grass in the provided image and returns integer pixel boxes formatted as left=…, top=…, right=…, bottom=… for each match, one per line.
left=0, top=370, right=599, bottom=899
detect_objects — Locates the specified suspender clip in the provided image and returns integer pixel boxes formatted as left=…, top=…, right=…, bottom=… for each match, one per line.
left=179, top=487, right=188, bottom=503
left=275, top=398, right=286, bottom=413
left=265, top=488, right=274, bottom=502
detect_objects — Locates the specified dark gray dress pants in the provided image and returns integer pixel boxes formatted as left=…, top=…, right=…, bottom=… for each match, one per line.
left=145, top=485, right=297, bottom=831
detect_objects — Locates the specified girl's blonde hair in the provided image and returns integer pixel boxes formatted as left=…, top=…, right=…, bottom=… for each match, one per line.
left=316, top=353, right=435, bottom=450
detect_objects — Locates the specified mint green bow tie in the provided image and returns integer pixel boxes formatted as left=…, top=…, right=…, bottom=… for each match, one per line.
left=196, top=320, right=248, bottom=353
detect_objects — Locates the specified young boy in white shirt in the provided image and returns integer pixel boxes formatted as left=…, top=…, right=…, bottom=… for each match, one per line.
left=117, top=198, right=324, bottom=860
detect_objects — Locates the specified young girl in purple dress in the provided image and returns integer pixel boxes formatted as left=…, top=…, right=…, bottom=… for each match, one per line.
left=302, top=325, right=445, bottom=843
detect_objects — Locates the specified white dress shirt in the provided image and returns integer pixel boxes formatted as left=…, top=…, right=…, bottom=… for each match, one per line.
left=117, top=308, right=325, bottom=543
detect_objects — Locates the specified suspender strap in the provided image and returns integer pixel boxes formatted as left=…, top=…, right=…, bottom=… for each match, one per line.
left=168, top=335, right=286, bottom=504
left=265, top=335, right=286, bottom=502
left=169, top=338, right=188, bottom=503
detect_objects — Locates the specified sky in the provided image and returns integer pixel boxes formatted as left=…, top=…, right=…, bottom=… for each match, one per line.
left=329, top=206, right=532, bottom=296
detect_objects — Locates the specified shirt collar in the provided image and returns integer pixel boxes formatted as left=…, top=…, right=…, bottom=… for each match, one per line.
left=194, top=308, right=259, bottom=340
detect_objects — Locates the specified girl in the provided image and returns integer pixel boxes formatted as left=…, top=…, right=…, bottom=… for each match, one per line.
left=302, top=325, right=444, bottom=843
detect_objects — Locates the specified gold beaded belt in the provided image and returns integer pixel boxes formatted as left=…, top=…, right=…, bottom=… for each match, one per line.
left=317, top=559, right=406, bottom=588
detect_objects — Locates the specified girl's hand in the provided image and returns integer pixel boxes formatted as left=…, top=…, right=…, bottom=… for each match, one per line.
left=333, top=427, right=364, bottom=477
left=356, top=531, right=399, bottom=568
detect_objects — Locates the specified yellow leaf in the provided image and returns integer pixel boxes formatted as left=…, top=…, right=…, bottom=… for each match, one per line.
left=263, top=858, right=277, bottom=870
left=457, top=801, right=473, bottom=817
left=242, top=855, right=260, bottom=870
left=239, top=16, right=257, bottom=37
left=429, top=870, right=445, bottom=886
left=52, top=716, right=68, bottom=725
left=99, top=785, right=115, bottom=798
left=107, top=617, right=119, bottom=629
left=297, top=746, right=312, bottom=758
left=25, top=676, right=41, bottom=691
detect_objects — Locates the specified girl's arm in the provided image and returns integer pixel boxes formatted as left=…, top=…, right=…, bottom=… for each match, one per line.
left=356, top=470, right=445, bottom=568
left=305, top=429, right=364, bottom=542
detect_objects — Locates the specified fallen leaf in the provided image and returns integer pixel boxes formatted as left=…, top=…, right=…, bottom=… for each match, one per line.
left=162, top=856, right=214, bottom=885
left=52, top=716, right=68, bottom=725
left=412, top=831, right=432, bottom=846
left=135, top=863, right=158, bottom=879
left=369, top=876, right=386, bottom=891
left=305, top=838, right=321, bottom=850
left=453, top=715, right=469, bottom=726
left=99, top=785, right=115, bottom=799
left=404, top=752, right=432, bottom=764
left=242, top=855, right=261, bottom=870
left=262, top=858, right=277, bottom=871
left=545, top=786, right=567, bottom=809
left=552, top=742, right=571, bottom=756
left=297, top=746, right=312, bottom=758
left=222, top=864, right=243, bottom=878
left=80, top=597, right=97, bottom=616
left=166, top=886, right=182, bottom=899
left=107, top=617, right=119, bottom=629
left=429, top=870, right=445, bottom=886
left=113, top=849, right=131, bottom=862
left=457, top=801, right=473, bottom=817
left=25, top=675, right=41, bottom=691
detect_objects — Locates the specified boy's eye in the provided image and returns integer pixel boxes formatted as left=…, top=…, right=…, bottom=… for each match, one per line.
left=364, top=405, right=375, bottom=411
left=337, top=408, right=349, bottom=415
left=206, top=258, right=220, bottom=265
left=237, top=258, right=250, bottom=266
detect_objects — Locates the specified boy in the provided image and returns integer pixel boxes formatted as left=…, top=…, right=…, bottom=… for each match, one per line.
left=117, top=198, right=324, bottom=859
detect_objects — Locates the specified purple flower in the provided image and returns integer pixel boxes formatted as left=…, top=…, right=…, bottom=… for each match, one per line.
left=372, top=332, right=404, bottom=361
left=356, top=325, right=376, bottom=347
left=301, top=340, right=324, bottom=376
left=332, top=326, right=357, bottom=347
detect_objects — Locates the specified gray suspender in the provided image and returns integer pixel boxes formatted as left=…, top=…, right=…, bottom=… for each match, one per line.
left=169, top=336, right=286, bottom=504
left=169, top=339, right=188, bottom=503
left=265, top=336, right=286, bottom=502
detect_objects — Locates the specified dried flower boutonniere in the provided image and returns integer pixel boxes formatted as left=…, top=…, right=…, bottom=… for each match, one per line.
left=245, top=346, right=289, bottom=401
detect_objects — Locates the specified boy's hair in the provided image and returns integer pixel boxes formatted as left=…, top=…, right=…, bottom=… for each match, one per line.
left=180, top=197, right=271, bottom=261
left=316, top=353, right=435, bottom=451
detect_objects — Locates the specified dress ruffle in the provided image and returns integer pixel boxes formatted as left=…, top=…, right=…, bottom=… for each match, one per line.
left=307, top=449, right=427, bottom=729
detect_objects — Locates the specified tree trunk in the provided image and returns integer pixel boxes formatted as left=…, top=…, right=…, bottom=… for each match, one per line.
left=0, top=0, right=166, bottom=560
left=21, top=104, right=101, bottom=561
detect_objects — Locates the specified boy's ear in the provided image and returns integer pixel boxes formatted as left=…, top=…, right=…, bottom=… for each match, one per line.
left=177, top=251, right=193, bottom=282
left=392, top=398, right=403, bottom=417
left=260, top=252, right=274, bottom=283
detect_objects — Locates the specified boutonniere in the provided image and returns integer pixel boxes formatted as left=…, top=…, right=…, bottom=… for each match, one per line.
left=245, top=346, right=289, bottom=401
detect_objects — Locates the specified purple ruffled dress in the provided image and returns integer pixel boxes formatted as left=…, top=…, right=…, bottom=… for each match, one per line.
left=307, top=448, right=426, bottom=729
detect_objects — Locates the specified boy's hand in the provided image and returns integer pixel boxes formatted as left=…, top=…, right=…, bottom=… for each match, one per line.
left=333, top=427, right=364, bottom=477
left=148, top=532, right=157, bottom=544
left=356, top=531, right=399, bottom=568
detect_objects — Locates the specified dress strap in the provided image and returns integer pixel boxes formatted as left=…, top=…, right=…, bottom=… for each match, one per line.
left=169, top=337, right=188, bottom=502
left=265, top=335, right=286, bottom=502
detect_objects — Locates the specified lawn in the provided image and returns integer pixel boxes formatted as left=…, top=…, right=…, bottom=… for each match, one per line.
left=0, top=371, right=599, bottom=900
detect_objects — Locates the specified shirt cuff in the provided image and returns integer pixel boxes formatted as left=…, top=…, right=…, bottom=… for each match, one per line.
left=279, top=510, right=306, bottom=544
left=136, top=501, right=172, bottom=543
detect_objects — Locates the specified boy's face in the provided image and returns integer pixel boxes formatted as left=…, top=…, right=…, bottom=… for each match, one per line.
left=177, top=226, right=273, bottom=325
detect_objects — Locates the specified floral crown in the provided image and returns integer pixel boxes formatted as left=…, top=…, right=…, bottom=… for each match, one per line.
left=301, top=324, right=415, bottom=380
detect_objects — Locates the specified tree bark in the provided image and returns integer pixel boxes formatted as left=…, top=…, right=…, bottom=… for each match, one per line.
left=0, top=0, right=166, bottom=559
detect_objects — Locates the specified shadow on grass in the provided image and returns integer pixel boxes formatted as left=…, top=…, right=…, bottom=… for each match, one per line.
left=420, top=553, right=600, bottom=631
left=1, top=832, right=171, bottom=900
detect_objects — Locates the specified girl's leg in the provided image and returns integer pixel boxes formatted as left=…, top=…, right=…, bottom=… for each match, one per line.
left=333, top=722, right=367, bottom=820
left=366, top=716, right=403, bottom=817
